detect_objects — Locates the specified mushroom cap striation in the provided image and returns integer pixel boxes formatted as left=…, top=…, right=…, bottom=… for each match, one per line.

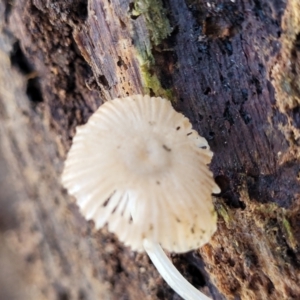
left=62, top=95, right=220, bottom=253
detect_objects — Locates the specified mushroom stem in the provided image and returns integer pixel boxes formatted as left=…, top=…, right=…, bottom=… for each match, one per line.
left=143, top=239, right=211, bottom=300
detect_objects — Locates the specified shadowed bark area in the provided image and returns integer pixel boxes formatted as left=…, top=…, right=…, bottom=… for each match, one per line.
left=1, top=0, right=300, bottom=299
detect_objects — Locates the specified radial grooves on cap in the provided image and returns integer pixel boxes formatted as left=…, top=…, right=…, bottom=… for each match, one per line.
left=62, top=95, right=219, bottom=253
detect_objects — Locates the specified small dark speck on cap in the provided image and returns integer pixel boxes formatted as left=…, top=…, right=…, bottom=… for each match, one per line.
left=162, top=144, right=171, bottom=152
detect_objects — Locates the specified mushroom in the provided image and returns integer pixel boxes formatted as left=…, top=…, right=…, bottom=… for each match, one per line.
left=62, top=95, right=220, bottom=300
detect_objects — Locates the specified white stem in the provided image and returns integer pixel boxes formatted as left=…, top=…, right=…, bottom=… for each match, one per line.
left=143, top=239, right=211, bottom=300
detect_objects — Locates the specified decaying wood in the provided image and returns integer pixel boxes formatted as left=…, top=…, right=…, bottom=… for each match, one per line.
left=1, top=0, right=300, bottom=299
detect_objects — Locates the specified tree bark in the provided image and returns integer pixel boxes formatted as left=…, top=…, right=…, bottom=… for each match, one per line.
left=1, top=0, right=300, bottom=299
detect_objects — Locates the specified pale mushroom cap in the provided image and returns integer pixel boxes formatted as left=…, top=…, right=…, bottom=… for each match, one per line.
left=62, top=95, right=220, bottom=253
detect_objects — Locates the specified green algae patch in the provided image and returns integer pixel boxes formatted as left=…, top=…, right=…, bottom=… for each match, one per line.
left=131, top=0, right=171, bottom=46
left=131, top=0, right=174, bottom=99
left=140, top=64, right=173, bottom=98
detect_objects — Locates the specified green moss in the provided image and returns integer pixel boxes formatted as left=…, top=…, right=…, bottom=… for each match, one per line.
left=131, top=0, right=173, bottom=98
left=140, top=64, right=172, bottom=98
left=131, top=0, right=171, bottom=45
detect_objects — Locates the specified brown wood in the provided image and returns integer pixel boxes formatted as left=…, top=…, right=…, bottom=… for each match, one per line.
left=1, top=0, right=300, bottom=299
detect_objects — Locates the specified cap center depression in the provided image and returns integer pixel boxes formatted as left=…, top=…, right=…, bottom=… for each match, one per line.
left=120, top=133, right=172, bottom=176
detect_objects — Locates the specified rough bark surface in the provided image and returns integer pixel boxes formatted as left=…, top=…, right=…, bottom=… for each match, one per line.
left=1, top=0, right=300, bottom=299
